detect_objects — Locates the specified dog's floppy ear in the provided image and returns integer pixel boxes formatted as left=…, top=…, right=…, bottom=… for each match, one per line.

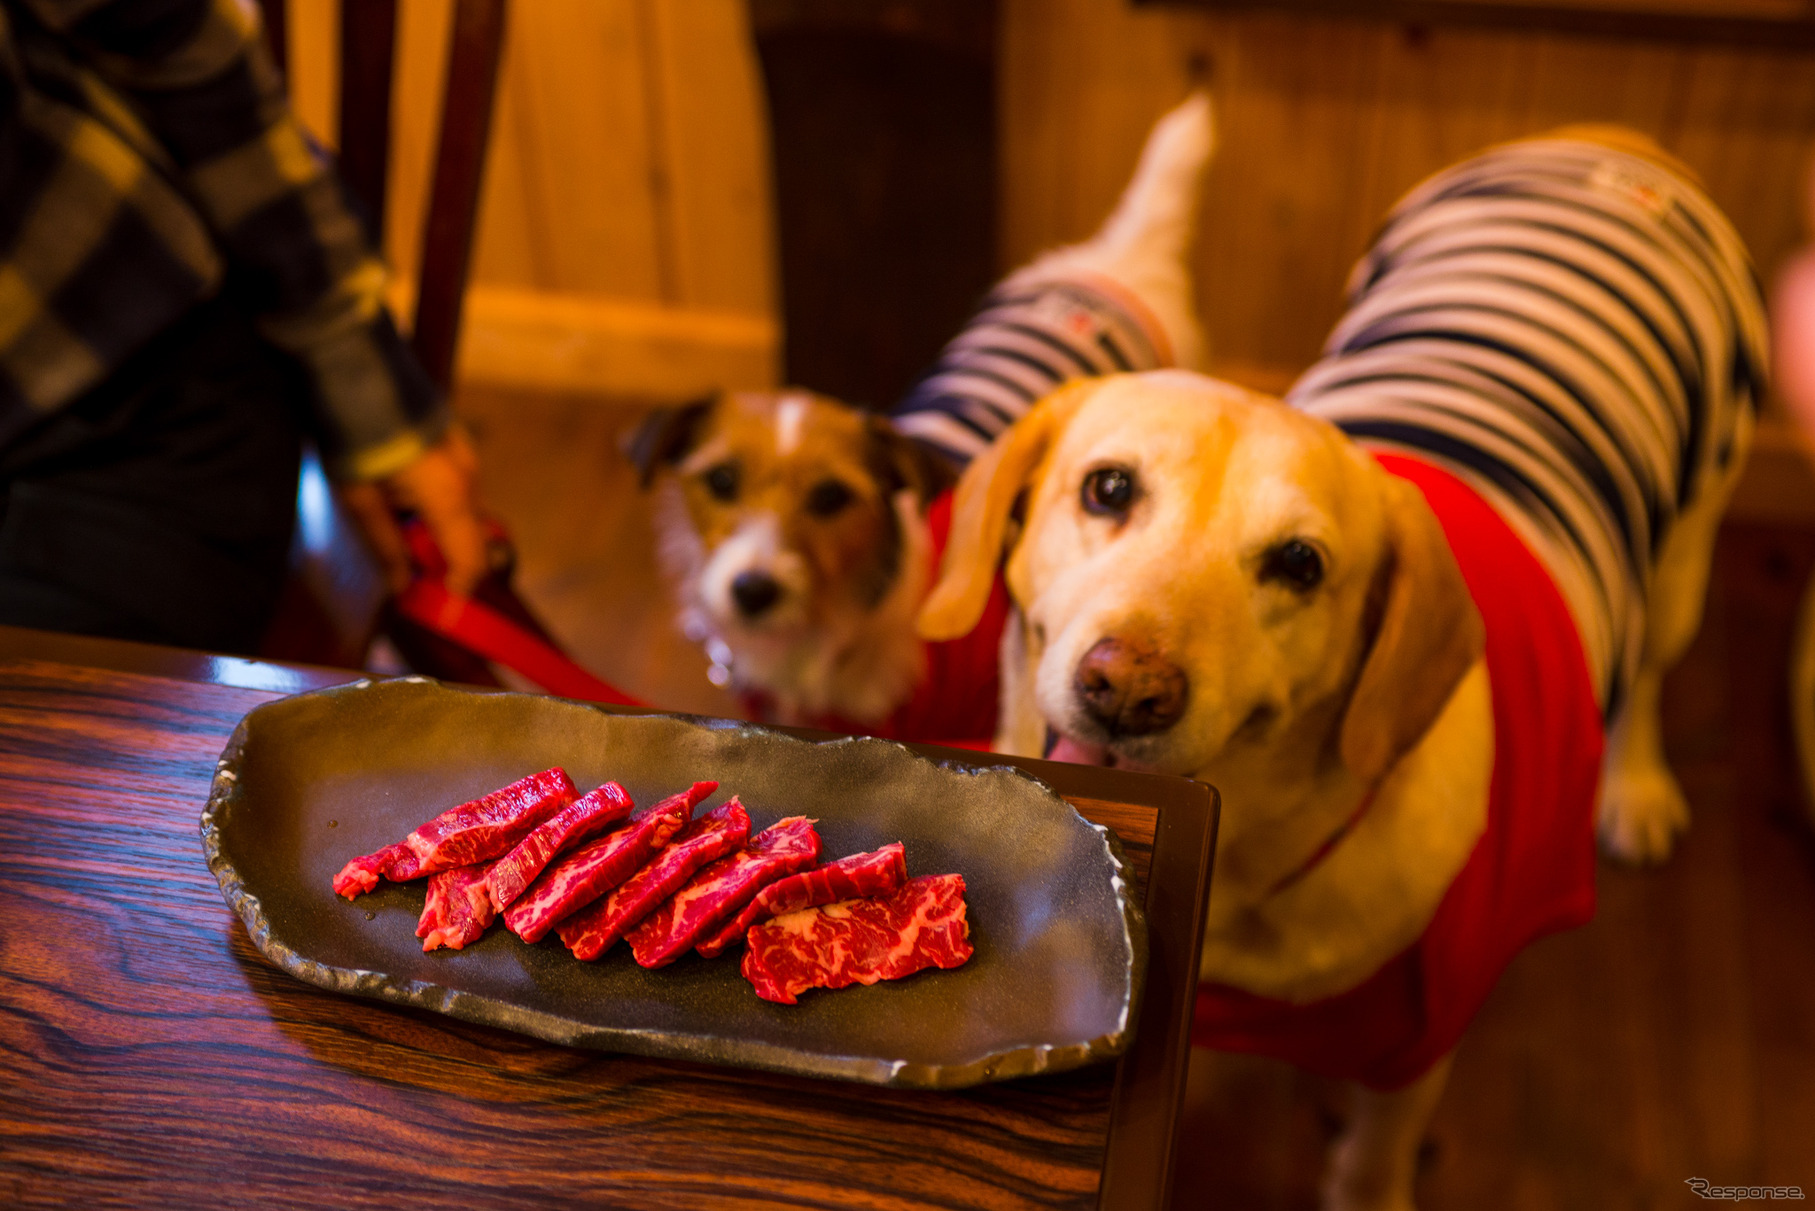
left=1338, top=472, right=1485, bottom=783
left=864, top=414, right=954, bottom=506
left=625, top=394, right=716, bottom=488
left=917, top=380, right=1100, bottom=641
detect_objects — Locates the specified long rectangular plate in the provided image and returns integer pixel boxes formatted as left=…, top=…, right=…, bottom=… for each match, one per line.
left=202, top=677, right=1146, bottom=1089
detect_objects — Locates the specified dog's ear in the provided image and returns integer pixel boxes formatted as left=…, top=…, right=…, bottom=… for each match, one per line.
left=1338, top=472, right=1485, bottom=783
left=625, top=395, right=716, bottom=488
left=864, top=415, right=954, bottom=506
left=917, top=380, right=1100, bottom=641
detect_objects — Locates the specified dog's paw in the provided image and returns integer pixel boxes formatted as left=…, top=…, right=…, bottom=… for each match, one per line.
left=1597, top=766, right=1690, bottom=864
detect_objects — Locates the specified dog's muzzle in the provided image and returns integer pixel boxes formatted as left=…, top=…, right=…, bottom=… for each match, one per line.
left=1073, top=637, right=1188, bottom=737
left=730, top=570, right=783, bottom=619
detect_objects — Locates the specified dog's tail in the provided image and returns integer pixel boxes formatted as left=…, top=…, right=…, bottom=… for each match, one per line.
left=1011, top=91, right=1215, bottom=368
left=1090, top=91, right=1216, bottom=269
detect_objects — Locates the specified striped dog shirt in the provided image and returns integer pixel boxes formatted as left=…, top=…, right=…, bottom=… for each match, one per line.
left=891, top=274, right=1172, bottom=466
left=1289, top=136, right=1769, bottom=714
left=1195, top=137, right=1771, bottom=1083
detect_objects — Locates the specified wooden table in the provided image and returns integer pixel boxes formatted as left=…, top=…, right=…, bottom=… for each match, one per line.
left=0, top=625, right=1217, bottom=1209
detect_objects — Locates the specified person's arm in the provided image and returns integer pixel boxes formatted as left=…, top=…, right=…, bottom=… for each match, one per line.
left=24, top=0, right=487, bottom=595
left=335, top=422, right=487, bottom=598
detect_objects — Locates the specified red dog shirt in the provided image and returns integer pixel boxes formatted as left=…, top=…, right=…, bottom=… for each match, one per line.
left=1192, top=453, right=1604, bottom=1090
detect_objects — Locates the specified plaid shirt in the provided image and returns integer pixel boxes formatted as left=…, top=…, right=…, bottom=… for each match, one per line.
left=0, top=0, right=443, bottom=481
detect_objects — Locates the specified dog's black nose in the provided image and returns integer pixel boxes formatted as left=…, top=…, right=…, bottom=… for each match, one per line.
left=1074, top=637, right=1187, bottom=736
left=731, top=570, right=782, bottom=618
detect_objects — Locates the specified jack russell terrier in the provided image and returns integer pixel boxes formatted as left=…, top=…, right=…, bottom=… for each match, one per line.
left=916, top=128, right=1767, bottom=1210
left=627, top=94, right=1214, bottom=738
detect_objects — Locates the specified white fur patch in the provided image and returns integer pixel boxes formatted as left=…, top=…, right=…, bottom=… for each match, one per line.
left=697, top=515, right=811, bottom=631
left=775, top=393, right=810, bottom=456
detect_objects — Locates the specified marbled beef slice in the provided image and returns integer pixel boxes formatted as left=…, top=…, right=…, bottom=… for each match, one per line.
left=487, top=780, right=635, bottom=912
left=417, top=863, right=499, bottom=951
left=695, top=841, right=906, bottom=958
left=332, top=767, right=578, bottom=898
left=502, top=780, right=717, bottom=943
left=558, top=799, right=751, bottom=961
left=625, top=816, right=821, bottom=969
left=740, top=873, right=971, bottom=1004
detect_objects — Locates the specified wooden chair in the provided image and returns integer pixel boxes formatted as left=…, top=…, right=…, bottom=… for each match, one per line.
left=256, top=0, right=509, bottom=673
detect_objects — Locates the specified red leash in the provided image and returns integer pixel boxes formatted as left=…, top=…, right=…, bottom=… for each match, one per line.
left=385, top=515, right=996, bottom=749
left=388, top=517, right=647, bottom=708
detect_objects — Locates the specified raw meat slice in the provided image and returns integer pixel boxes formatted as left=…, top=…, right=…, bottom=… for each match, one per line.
left=559, top=799, right=752, bottom=961
left=740, top=873, right=972, bottom=1004
left=417, top=863, right=498, bottom=952
left=487, top=781, right=635, bottom=912
left=625, top=816, right=821, bottom=969
left=503, top=781, right=717, bottom=943
left=696, top=841, right=906, bottom=957
left=332, top=767, right=578, bottom=898
left=330, top=843, right=418, bottom=899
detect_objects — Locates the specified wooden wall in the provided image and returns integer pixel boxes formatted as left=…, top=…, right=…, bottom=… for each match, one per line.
left=1002, top=0, right=1815, bottom=392
left=283, top=0, right=781, bottom=399
left=1000, top=0, right=1815, bottom=518
left=277, top=0, right=1815, bottom=511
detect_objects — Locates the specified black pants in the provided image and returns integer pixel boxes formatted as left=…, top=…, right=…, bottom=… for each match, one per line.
left=0, top=290, right=307, bottom=654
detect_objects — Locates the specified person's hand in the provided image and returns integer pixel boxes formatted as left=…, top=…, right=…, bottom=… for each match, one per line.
left=336, top=426, right=488, bottom=599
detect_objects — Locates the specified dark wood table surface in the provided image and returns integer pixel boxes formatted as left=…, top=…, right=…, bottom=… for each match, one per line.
left=0, top=624, right=1216, bottom=1210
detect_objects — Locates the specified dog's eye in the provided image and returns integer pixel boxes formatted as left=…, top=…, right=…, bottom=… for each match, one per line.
left=805, top=479, right=854, bottom=517
left=1261, top=539, right=1324, bottom=591
left=1082, top=466, right=1137, bottom=516
left=703, top=463, right=739, bottom=502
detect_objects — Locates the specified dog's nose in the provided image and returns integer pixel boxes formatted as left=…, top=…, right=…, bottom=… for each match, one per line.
left=731, top=570, right=782, bottom=618
left=1074, top=637, right=1187, bottom=736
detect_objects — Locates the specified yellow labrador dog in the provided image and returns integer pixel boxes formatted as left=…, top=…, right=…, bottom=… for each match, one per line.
left=917, top=130, right=1767, bottom=1209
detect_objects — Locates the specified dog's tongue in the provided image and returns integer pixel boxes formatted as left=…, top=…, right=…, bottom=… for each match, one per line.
left=1048, top=735, right=1111, bottom=766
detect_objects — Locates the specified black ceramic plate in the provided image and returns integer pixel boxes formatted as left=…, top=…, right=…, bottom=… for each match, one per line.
left=201, top=677, right=1145, bottom=1089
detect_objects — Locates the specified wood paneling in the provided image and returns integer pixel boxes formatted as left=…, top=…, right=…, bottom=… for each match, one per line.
left=282, top=0, right=780, bottom=398
left=1001, top=0, right=1815, bottom=517
left=1001, top=0, right=1815, bottom=386
left=1170, top=0, right=1815, bottom=47
left=643, top=0, right=781, bottom=316
left=447, top=286, right=778, bottom=399
left=276, top=0, right=1815, bottom=446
